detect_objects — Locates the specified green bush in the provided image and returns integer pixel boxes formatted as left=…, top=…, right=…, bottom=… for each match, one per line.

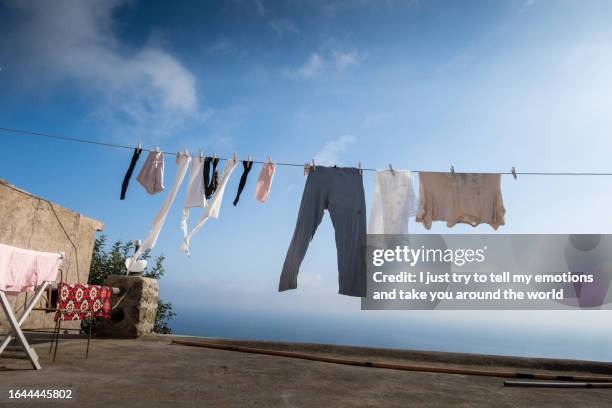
left=88, top=235, right=176, bottom=334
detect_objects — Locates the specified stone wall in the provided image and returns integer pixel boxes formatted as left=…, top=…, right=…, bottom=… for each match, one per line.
left=0, top=179, right=103, bottom=331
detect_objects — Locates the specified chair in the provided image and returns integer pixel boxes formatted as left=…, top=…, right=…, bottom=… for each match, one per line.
left=49, top=282, right=112, bottom=361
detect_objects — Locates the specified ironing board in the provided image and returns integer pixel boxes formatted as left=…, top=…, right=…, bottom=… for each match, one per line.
left=0, top=282, right=50, bottom=370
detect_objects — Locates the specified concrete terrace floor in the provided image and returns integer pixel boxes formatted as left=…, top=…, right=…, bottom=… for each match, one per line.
left=1, top=335, right=611, bottom=407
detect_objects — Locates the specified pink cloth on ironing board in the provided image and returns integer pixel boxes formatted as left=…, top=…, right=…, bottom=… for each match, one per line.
left=0, top=244, right=62, bottom=293
left=254, top=162, right=276, bottom=203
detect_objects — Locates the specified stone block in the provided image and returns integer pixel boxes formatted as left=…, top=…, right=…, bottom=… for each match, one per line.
left=96, top=275, right=159, bottom=338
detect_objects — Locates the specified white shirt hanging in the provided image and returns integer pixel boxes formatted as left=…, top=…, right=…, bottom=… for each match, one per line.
left=368, top=170, right=418, bottom=234
left=181, top=155, right=239, bottom=256
left=180, top=157, right=208, bottom=253
left=183, top=157, right=207, bottom=208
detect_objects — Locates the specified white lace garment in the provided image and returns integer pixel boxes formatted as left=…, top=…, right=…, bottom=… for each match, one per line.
left=368, top=170, right=418, bottom=234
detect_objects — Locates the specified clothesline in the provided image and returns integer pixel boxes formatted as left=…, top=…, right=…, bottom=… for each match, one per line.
left=2, top=126, right=612, bottom=176
left=0, top=126, right=603, bottom=299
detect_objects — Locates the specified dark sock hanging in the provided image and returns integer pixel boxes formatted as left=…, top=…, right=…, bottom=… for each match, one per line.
left=203, top=157, right=220, bottom=199
left=233, top=160, right=253, bottom=206
left=120, top=147, right=142, bottom=200
left=203, top=157, right=211, bottom=197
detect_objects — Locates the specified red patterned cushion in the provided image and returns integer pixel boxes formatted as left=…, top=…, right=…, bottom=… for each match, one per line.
left=54, top=282, right=112, bottom=321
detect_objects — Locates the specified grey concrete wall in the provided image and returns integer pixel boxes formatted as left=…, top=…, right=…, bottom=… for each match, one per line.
left=0, top=179, right=103, bottom=331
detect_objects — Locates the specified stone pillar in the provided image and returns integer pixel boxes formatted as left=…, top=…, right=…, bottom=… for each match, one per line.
left=97, top=275, right=159, bottom=338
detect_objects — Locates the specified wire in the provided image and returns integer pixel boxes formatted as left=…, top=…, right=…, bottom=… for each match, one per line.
left=47, top=201, right=80, bottom=283
left=0, top=126, right=322, bottom=168
left=2, top=125, right=612, bottom=176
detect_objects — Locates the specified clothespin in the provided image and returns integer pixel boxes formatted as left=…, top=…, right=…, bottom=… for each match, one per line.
left=248, top=154, right=253, bottom=164
left=358, top=161, right=362, bottom=175
left=213, top=152, right=217, bottom=159
left=304, top=159, right=316, bottom=175
left=232, top=152, right=238, bottom=162
left=450, top=165, right=455, bottom=175
left=137, top=141, right=142, bottom=151
left=267, top=155, right=273, bottom=164
left=388, top=163, right=395, bottom=175
left=511, top=166, right=517, bottom=179
left=199, top=149, right=204, bottom=161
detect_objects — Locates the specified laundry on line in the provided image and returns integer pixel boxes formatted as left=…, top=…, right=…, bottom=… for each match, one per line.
left=3, top=125, right=606, bottom=297
left=181, top=154, right=239, bottom=257
left=255, top=160, right=276, bottom=203
left=137, top=149, right=165, bottom=195
left=417, top=172, right=505, bottom=230
left=120, top=146, right=142, bottom=200
left=117, top=142, right=510, bottom=295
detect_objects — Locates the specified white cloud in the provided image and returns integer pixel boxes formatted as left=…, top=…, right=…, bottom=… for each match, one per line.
left=268, top=18, right=300, bottom=38
left=298, top=53, right=323, bottom=77
left=284, top=49, right=360, bottom=79
left=206, top=38, right=235, bottom=54
left=283, top=53, right=323, bottom=79
left=253, top=0, right=266, bottom=17
left=518, top=0, right=536, bottom=15
left=314, top=135, right=356, bottom=166
left=250, top=0, right=299, bottom=39
left=2, top=0, right=199, bottom=138
left=333, top=50, right=360, bottom=73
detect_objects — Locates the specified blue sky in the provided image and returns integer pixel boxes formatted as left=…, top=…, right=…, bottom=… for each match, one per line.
left=1, top=0, right=612, bottom=360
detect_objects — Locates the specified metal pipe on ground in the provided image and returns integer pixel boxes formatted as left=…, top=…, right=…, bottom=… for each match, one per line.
left=504, top=381, right=612, bottom=388
left=171, top=339, right=612, bottom=383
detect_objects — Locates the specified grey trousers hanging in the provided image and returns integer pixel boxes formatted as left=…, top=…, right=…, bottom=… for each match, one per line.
left=279, top=166, right=367, bottom=297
